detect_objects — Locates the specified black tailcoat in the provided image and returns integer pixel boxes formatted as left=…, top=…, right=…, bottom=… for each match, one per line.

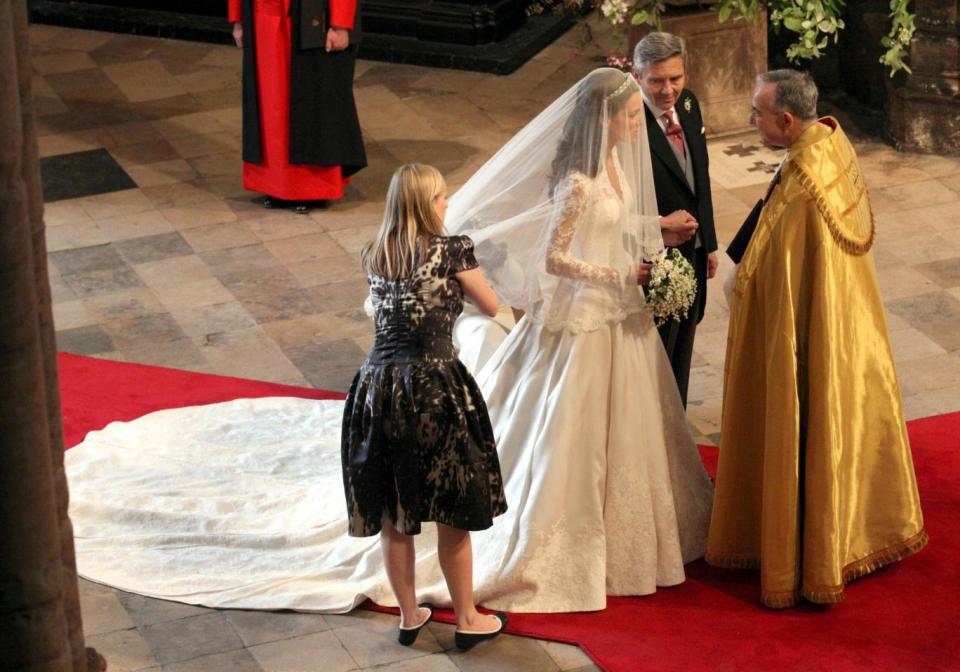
left=644, top=89, right=716, bottom=406
left=240, top=0, right=367, bottom=176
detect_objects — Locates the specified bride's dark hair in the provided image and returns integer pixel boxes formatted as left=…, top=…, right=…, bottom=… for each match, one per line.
left=548, top=69, right=636, bottom=196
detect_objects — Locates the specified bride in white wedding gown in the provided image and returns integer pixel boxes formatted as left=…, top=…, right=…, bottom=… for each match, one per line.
left=65, top=69, right=713, bottom=614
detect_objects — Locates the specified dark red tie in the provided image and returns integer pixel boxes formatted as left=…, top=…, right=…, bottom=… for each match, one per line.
left=665, top=110, right=686, bottom=158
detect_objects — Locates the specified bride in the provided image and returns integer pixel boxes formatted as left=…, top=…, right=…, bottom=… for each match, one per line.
left=65, top=68, right=713, bottom=614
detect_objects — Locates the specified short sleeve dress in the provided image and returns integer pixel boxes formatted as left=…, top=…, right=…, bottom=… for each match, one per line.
left=341, top=235, right=507, bottom=537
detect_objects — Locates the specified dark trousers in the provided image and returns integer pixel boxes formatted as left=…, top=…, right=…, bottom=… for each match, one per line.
left=657, top=246, right=706, bottom=408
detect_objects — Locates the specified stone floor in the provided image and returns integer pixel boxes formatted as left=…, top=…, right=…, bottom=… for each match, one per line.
left=29, top=15, right=960, bottom=672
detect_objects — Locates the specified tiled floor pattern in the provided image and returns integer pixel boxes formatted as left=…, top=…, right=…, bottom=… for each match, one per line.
left=29, top=17, right=960, bottom=672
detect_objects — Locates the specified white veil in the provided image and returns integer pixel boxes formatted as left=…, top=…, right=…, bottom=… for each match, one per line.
left=447, top=67, right=663, bottom=332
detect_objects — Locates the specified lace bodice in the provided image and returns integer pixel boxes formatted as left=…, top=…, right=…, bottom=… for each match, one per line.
left=545, top=172, right=628, bottom=289
left=536, top=164, right=654, bottom=333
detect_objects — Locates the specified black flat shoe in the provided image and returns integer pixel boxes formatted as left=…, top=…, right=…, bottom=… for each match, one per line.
left=292, top=202, right=310, bottom=214
left=397, top=603, right=433, bottom=646
left=260, top=195, right=281, bottom=209
left=454, top=613, right=508, bottom=651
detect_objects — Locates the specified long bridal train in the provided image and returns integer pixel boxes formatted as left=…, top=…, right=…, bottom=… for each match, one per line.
left=65, top=307, right=712, bottom=614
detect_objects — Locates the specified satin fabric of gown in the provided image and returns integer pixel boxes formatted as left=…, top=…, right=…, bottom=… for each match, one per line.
left=64, top=168, right=713, bottom=615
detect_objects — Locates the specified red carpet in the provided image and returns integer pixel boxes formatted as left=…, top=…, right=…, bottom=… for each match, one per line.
left=59, top=353, right=960, bottom=671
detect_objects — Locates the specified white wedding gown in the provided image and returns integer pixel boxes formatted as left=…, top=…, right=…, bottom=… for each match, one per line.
left=65, top=171, right=714, bottom=614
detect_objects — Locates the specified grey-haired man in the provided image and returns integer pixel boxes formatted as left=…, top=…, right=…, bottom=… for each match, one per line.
left=633, top=32, right=717, bottom=408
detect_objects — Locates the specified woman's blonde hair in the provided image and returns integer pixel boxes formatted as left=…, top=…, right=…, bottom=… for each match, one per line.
left=362, top=163, right=447, bottom=279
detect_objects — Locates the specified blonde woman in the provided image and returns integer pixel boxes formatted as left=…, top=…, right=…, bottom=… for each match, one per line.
left=341, top=164, right=508, bottom=648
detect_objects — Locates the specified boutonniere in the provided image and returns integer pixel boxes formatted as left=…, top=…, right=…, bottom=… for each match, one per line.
left=683, top=97, right=692, bottom=113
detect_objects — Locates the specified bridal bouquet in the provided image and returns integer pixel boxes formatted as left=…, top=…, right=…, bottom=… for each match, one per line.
left=646, top=248, right=696, bottom=327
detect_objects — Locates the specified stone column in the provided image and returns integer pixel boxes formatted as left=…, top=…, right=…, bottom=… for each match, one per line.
left=0, top=1, right=100, bottom=670
left=888, top=0, right=960, bottom=154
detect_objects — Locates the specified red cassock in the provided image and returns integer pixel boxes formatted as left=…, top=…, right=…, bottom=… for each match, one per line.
left=228, top=0, right=357, bottom=201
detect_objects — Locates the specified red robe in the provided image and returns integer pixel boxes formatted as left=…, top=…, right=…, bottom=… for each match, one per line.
left=228, top=0, right=357, bottom=201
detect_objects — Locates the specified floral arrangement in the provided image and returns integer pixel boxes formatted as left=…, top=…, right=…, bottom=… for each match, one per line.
left=646, top=248, right=696, bottom=326
left=529, top=0, right=916, bottom=76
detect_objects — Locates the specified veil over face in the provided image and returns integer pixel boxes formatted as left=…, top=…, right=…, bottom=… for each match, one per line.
left=446, top=67, right=663, bottom=332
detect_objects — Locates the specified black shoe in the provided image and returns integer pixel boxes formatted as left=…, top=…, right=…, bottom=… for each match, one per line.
left=397, top=603, right=433, bottom=646
left=292, top=202, right=311, bottom=215
left=260, top=195, right=282, bottom=209
left=454, top=613, right=508, bottom=651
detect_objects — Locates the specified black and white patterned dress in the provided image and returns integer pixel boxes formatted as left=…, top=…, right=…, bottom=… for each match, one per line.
left=341, top=235, right=507, bottom=537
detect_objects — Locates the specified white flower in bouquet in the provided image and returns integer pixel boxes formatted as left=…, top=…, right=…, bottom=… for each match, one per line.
left=646, top=248, right=696, bottom=326
left=600, top=0, right=631, bottom=25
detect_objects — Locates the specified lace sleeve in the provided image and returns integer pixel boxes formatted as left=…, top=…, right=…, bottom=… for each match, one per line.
left=545, top=175, right=624, bottom=288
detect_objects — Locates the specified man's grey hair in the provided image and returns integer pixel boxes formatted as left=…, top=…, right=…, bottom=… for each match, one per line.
left=633, top=32, right=686, bottom=74
left=757, top=69, right=819, bottom=121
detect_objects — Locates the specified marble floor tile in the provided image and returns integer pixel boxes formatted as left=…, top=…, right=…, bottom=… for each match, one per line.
left=48, top=270, right=78, bottom=304
left=134, top=254, right=214, bottom=288
left=36, top=128, right=104, bottom=157
left=372, top=653, right=461, bottom=672
left=43, top=198, right=95, bottom=227
left=79, top=579, right=136, bottom=637
left=448, top=632, right=561, bottom=672
left=84, top=628, right=159, bottom=672
left=915, top=257, right=960, bottom=288
left=98, top=120, right=166, bottom=148
left=249, top=631, right=359, bottom=672
left=180, top=221, right=260, bottom=253
left=886, top=291, right=960, bottom=325
left=224, top=610, right=330, bottom=648
left=161, top=202, right=240, bottom=230
left=62, top=265, right=145, bottom=298
left=140, top=612, right=245, bottom=665
left=168, top=132, right=242, bottom=160
left=81, top=287, right=166, bottom=322
left=538, top=641, right=597, bottom=671
left=103, top=59, right=189, bottom=103
left=263, top=232, right=347, bottom=266
left=120, top=338, right=210, bottom=370
left=56, top=324, right=115, bottom=356
left=101, top=313, right=189, bottom=350
left=878, top=178, right=959, bottom=212
left=895, top=353, right=960, bottom=396
left=260, top=310, right=371, bottom=351
left=160, top=649, right=264, bottom=672
left=41, top=148, right=137, bottom=203
left=123, top=159, right=199, bottom=188
left=114, top=231, right=193, bottom=265
left=52, top=298, right=99, bottom=330
left=306, top=278, right=371, bottom=314
left=108, top=139, right=182, bottom=166
left=168, top=301, right=258, bottom=338
left=154, top=277, right=235, bottom=312
left=284, top=338, right=367, bottom=391
left=194, top=327, right=304, bottom=383
left=246, top=212, right=329, bottom=241
left=46, top=219, right=109, bottom=252
left=334, top=622, right=442, bottom=668
left=78, top=188, right=156, bottom=221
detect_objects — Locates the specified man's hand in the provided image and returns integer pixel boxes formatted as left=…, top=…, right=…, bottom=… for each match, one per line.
left=232, top=22, right=243, bottom=48
left=326, top=26, right=350, bottom=52
left=707, top=251, right=718, bottom=279
left=636, top=262, right=653, bottom=286
left=660, top=210, right=698, bottom=247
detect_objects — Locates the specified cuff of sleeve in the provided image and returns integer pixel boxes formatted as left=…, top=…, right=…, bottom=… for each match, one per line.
left=329, top=3, right=356, bottom=30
